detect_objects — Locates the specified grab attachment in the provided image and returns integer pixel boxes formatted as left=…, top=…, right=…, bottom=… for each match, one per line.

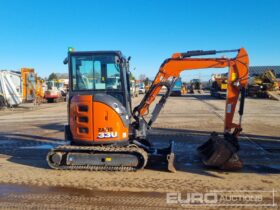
left=197, top=132, right=243, bottom=170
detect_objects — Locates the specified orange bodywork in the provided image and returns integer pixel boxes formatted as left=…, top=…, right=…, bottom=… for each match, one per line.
left=139, top=48, right=249, bottom=133
left=70, top=95, right=129, bottom=143
left=21, top=68, right=35, bottom=102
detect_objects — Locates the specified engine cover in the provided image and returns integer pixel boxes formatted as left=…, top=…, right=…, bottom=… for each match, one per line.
left=69, top=94, right=129, bottom=145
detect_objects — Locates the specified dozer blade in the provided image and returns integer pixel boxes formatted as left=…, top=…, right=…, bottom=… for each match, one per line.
left=147, top=140, right=176, bottom=173
left=166, top=141, right=176, bottom=173
left=197, top=132, right=243, bottom=170
left=146, top=141, right=176, bottom=173
left=167, top=152, right=176, bottom=173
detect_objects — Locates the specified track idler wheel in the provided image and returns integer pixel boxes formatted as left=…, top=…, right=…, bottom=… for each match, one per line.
left=197, top=132, right=243, bottom=170
left=50, top=152, right=64, bottom=165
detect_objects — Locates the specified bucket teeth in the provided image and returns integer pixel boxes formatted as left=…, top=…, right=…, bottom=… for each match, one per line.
left=220, top=153, right=243, bottom=170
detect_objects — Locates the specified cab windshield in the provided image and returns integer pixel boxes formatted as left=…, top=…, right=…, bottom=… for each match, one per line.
left=47, top=81, right=59, bottom=89
left=71, top=54, right=122, bottom=91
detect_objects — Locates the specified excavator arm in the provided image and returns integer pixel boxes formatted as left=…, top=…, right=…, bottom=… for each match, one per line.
left=132, top=48, right=249, bottom=171
left=133, top=48, right=249, bottom=134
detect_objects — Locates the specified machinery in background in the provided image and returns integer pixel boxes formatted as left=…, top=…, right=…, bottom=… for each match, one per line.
left=139, top=83, right=145, bottom=94
left=47, top=48, right=249, bottom=172
left=21, top=68, right=44, bottom=104
left=189, top=79, right=203, bottom=94
left=130, top=80, right=139, bottom=98
left=44, top=80, right=66, bottom=103
left=170, top=78, right=182, bottom=96
left=0, top=70, right=22, bottom=108
left=34, top=75, right=44, bottom=105
left=144, top=80, right=152, bottom=93
left=57, top=79, right=69, bottom=97
left=21, top=68, right=36, bottom=102
left=181, top=82, right=188, bottom=95
left=35, top=78, right=44, bottom=98
left=0, top=68, right=44, bottom=108
left=248, top=69, right=280, bottom=100
left=210, top=73, right=228, bottom=98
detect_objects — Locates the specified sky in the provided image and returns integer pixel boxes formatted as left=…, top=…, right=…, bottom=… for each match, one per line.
left=0, top=0, right=279, bottom=82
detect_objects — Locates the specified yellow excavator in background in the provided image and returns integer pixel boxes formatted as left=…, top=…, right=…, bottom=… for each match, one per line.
left=248, top=69, right=280, bottom=100
left=210, top=73, right=228, bottom=98
left=21, top=68, right=44, bottom=104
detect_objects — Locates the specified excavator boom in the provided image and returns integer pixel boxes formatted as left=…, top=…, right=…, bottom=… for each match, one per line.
left=132, top=48, right=249, bottom=170
left=133, top=48, right=249, bottom=133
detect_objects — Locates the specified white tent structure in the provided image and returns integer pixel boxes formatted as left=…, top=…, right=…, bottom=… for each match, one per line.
left=0, top=70, right=22, bottom=107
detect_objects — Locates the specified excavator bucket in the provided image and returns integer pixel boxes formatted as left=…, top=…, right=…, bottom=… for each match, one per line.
left=197, top=132, right=243, bottom=170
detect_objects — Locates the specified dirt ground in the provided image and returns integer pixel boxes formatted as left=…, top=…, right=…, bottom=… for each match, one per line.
left=0, top=93, right=279, bottom=209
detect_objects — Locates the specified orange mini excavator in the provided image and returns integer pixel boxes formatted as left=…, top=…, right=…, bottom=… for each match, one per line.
left=47, top=48, right=249, bottom=172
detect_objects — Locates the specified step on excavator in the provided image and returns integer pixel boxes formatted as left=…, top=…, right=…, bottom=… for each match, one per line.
left=47, top=48, right=249, bottom=172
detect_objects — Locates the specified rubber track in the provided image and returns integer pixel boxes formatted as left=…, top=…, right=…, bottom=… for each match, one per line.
left=47, top=145, right=148, bottom=172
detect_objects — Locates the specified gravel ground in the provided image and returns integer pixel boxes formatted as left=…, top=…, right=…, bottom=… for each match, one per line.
left=0, top=93, right=279, bottom=209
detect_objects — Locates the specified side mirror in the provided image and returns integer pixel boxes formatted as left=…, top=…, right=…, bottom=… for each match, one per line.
left=63, top=57, right=68, bottom=65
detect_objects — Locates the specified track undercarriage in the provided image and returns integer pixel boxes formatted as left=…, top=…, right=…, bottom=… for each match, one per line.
left=47, top=141, right=176, bottom=172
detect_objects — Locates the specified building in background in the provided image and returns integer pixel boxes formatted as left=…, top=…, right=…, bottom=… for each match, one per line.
left=249, top=66, right=280, bottom=78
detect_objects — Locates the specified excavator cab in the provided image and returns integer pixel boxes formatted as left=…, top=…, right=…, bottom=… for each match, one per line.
left=68, top=50, right=131, bottom=109
left=64, top=50, right=133, bottom=146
